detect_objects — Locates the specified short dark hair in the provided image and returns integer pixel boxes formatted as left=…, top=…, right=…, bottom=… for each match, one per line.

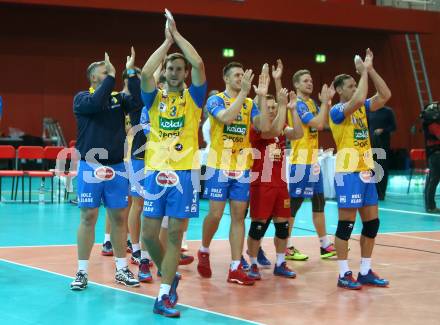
left=333, top=74, right=352, bottom=89
left=223, top=62, right=244, bottom=76
left=292, top=69, right=311, bottom=85
left=86, top=61, right=105, bottom=82
left=158, top=74, right=166, bottom=85
left=164, top=53, right=190, bottom=71
left=122, top=66, right=141, bottom=81
left=265, top=94, right=275, bottom=101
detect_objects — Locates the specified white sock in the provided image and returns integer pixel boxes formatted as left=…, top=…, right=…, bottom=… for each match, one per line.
left=104, top=234, right=110, bottom=243
left=337, top=260, right=350, bottom=278
left=132, top=243, right=140, bottom=253
left=78, top=260, right=89, bottom=273
left=182, top=231, right=188, bottom=248
left=276, top=253, right=285, bottom=267
left=360, top=257, right=372, bottom=276
left=230, top=260, right=240, bottom=271
left=319, top=236, right=331, bottom=249
left=287, top=237, right=294, bottom=248
left=249, top=257, right=258, bottom=265
left=200, top=246, right=210, bottom=253
left=141, top=250, right=151, bottom=260
left=115, top=257, right=128, bottom=271
left=158, top=284, right=171, bottom=300
left=127, top=234, right=130, bottom=241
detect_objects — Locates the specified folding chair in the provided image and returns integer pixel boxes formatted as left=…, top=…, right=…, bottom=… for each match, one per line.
left=0, top=145, right=24, bottom=202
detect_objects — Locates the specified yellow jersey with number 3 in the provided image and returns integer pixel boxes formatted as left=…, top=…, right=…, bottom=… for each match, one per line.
left=141, top=84, right=207, bottom=171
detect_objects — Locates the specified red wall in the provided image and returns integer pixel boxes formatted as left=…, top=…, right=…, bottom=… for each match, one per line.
left=0, top=3, right=438, bottom=149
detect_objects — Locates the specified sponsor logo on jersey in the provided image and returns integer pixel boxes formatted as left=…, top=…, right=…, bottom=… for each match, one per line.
left=155, top=171, right=179, bottom=187
left=94, top=166, right=115, bottom=180
left=159, top=116, right=185, bottom=130
left=223, top=123, right=247, bottom=136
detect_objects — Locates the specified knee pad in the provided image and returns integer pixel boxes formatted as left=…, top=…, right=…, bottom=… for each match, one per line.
left=248, top=221, right=266, bottom=241
left=361, top=218, right=380, bottom=238
left=290, top=197, right=304, bottom=218
left=335, top=220, right=354, bottom=241
left=274, top=221, right=289, bottom=239
left=312, top=193, right=325, bottom=213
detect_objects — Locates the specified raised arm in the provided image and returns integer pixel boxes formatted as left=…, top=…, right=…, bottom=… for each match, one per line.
left=253, top=71, right=271, bottom=133
left=215, top=69, right=254, bottom=125
left=305, top=84, right=330, bottom=130
left=285, top=91, right=304, bottom=140
left=365, top=49, right=392, bottom=112
left=272, top=59, right=283, bottom=96
left=165, top=9, right=206, bottom=86
left=341, top=55, right=369, bottom=117
left=141, top=25, right=173, bottom=93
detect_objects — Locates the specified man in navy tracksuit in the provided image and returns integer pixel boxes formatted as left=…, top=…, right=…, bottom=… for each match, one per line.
left=70, top=49, right=142, bottom=290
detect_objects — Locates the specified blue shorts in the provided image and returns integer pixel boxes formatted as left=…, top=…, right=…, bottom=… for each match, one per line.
left=334, top=171, right=378, bottom=208
left=127, top=158, right=145, bottom=198
left=288, top=164, right=324, bottom=198
left=77, top=161, right=128, bottom=209
left=143, top=170, right=199, bottom=219
left=203, top=168, right=250, bottom=202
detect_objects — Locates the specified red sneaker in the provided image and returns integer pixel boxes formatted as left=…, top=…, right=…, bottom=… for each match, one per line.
left=179, top=253, right=194, bottom=266
left=197, top=250, right=212, bottom=278
left=227, top=266, right=255, bottom=285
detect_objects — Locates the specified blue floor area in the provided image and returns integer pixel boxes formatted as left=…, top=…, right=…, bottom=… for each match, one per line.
left=0, top=260, right=253, bottom=325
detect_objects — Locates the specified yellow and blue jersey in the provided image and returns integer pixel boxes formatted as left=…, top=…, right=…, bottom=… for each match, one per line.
left=141, top=83, right=207, bottom=171
left=288, top=98, right=319, bottom=165
left=206, top=92, right=259, bottom=171
left=329, top=99, right=374, bottom=172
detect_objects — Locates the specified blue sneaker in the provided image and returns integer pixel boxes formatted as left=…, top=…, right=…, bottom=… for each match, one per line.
left=138, top=259, right=153, bottom=283
left=153, top=295, right=180, bottom=318
left=273, top=262, right=296, bottom=278
left=337, top=271, right=362, bottom=290
left=240, top=255, right=250, bottom=271
left=248, top=264, right=261, bottom=280
left=357, top=270, right=389, bottom=287
left=169, top=273, right=180, bottom=307
left=257, top=247, right=271, bottom=268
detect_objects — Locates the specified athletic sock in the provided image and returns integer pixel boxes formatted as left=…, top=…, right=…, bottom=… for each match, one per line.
left=276, top=253, right=285, bottom=267
left=78, top=260, right=89, bottom=273
left=320, top=235, right=331, bottom=249
left=132, top=243, right=140, bottom=253
left=338, top=260, right=350, bottom=278
left=230, top=260, right=240, bottom=271
left=141, top=250, right=151, bottom=260
left=158, top=284, right=171, bottom=301
left=115, top=257, right=128, bottom=271
left=360, top=257, right=372, bottom=276
left=200, top=246, right=210, bottom=253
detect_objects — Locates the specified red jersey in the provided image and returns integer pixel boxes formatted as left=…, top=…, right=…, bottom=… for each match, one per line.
left=250, top=127, right=286, bottom=187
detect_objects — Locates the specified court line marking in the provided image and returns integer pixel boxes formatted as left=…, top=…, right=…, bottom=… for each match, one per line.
left=383, top=233, right=440, bottom=242
left=0, top=258, right=263, bottom=325
left=326, top=201, right=440, bottom=217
